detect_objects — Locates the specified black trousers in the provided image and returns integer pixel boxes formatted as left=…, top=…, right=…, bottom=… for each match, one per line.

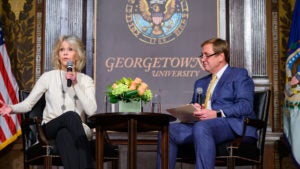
left=43, top=111, right=94, bottom=169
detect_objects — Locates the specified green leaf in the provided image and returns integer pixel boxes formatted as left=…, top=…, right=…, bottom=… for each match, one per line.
left=109, top=96, right=118, bottom=103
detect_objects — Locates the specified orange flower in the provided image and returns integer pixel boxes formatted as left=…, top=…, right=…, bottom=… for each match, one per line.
left=129, top=81, right=137, bottom=90
left=133, top=77, right=142, bottom=84
left=139, top=82, right=148, bottom=90
left=137, top=82, right=148, bottom=95
left=112, top=83, right=117, bottom=89
left=138, top=88, right=146, bottom=95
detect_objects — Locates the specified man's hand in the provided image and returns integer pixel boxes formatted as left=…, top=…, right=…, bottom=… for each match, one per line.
left=193, top=104, right=217, bottom=120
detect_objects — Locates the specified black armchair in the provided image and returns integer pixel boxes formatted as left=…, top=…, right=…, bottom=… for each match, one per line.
left=177, top=90, right=271, bottom=169
left=19, top=90, right=119, bottom=169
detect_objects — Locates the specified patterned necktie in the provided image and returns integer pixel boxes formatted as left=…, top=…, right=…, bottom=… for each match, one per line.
left=204, top=75, right=217, bottom=108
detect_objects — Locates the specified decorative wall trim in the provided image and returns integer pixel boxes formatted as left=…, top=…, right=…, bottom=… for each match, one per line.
left=44, top=0, right=84, bottom=72
left=272, top=0, right=280, bottom=131
left=35, top=0, right=45, bottom=81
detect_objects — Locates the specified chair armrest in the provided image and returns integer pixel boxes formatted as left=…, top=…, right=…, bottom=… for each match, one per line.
left=241, top=117, right=266, bottom=137
left=21, top=116, right=50, bottom=145
left=83, top=118, right=113, bottom=146
left=232, top=117, right=266, bottom=148
left=34, top=117, right=49, bottom=145
left=85, top=118, right=112, bottom=145
left=21, top=116, right=40, bottom=127
left=85, top=118, right=95, bottom=128
left=244, top=117, right=266, bottom=129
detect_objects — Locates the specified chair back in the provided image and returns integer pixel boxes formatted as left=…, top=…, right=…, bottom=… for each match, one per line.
left=253, top=90, right=271, bottom=161
left=19, top=90, right=119, bottom=169
left=177, top=90, right=271, bottom=168
left=19, top=90, right=46, bottom=150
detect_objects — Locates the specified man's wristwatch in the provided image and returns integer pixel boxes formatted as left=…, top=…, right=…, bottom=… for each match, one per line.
left=216, top=110, right=222, bottom=118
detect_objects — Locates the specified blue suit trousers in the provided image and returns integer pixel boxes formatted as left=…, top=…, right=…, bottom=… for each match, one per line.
left=157, top=118, right=236, bottom=169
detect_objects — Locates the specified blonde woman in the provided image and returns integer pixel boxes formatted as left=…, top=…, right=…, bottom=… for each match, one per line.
left=0, top=35, right=97, bottom=169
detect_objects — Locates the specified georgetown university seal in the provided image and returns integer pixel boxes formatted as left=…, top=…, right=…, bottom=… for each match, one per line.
left=125, top=0, right=189, bottom=44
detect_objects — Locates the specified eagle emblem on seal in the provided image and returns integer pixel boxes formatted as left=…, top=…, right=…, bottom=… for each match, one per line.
left=139, top=0, right=175, bottom=35
left=125, top=0, right=189, bottom=44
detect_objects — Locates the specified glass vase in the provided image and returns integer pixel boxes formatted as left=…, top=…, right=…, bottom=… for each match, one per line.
left=118, top=100, right=142, bottom=112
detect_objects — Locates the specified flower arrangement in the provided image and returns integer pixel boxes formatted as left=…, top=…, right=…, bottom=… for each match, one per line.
left=106, top=77, right=153, bottom=103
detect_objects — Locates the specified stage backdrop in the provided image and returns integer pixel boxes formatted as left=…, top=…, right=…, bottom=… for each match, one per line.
left=96, top=0, right=218, bottom=113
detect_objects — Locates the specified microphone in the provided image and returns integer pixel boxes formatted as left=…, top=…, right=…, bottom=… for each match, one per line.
left=196, top=87, right=203, bottom=105
left=67, top=61, right=73, bottom=87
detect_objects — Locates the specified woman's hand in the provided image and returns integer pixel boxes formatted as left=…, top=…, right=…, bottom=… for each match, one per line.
left=0, top=100, right=12, bottom=116
left=66, top=71, right=77, bottom=86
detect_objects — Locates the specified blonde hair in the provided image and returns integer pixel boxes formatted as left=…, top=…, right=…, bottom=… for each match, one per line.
left=51, top=35, right=86, bottom=71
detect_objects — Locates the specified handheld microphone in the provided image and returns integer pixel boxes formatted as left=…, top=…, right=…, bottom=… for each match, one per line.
left=196, top=87, right=203, bottom=105
left=67, top=61, right=73, bottom=87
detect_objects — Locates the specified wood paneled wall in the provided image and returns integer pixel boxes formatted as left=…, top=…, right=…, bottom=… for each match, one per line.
left=1, top=0, right=299, bottom=169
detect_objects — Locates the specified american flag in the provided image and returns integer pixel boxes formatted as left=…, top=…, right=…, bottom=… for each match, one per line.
left=0, top=23, right=21, bottom=150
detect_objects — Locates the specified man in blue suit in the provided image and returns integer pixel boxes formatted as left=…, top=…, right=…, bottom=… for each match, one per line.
left=157, top=38, right=257, bottom=169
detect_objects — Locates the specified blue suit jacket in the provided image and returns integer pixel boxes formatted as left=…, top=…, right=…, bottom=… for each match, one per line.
left=192, top=66, right=257, bottom=138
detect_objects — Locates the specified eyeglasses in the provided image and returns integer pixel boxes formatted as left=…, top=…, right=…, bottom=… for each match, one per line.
left=199, top=52, right=219, bottom=59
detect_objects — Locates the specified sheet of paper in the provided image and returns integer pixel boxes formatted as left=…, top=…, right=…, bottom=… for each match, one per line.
left=166, top=104, right=198, bottom=123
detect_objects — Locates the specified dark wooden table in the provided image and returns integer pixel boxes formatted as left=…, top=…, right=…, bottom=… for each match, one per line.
left=89, top=112, right=176, bottom=169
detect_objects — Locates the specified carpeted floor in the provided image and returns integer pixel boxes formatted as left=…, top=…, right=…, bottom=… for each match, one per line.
left=1, top=137, right=300, bottom=169
left=280, top=157, right=299, bottom=169
left=276, top=137, right=300, bottom=169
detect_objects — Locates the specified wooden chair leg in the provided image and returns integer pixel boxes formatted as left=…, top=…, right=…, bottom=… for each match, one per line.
left=227, top=157, right=235, bottom=169
left=24, top=163, right=29, bottom=169
left=256, top=163, right=263, bottom=169
left=44, top=157, right=52, bottom=169
left=111, top=159, right=118, bottom=169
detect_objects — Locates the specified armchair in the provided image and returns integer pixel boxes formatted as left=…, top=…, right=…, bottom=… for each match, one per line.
left=19, top=90, right=119, bottom=169
left=177, top=90, right=271, bottom=169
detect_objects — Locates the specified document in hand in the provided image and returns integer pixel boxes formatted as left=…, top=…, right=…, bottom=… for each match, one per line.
left=166, top=104, right=198, bottom=123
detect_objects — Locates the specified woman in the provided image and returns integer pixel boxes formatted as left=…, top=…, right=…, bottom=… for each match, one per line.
left=0, top=35, right=97, bottom=169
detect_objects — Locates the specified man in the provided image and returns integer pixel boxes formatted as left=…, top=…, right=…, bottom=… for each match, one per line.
left=157, top=38, right=257, bottom=169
